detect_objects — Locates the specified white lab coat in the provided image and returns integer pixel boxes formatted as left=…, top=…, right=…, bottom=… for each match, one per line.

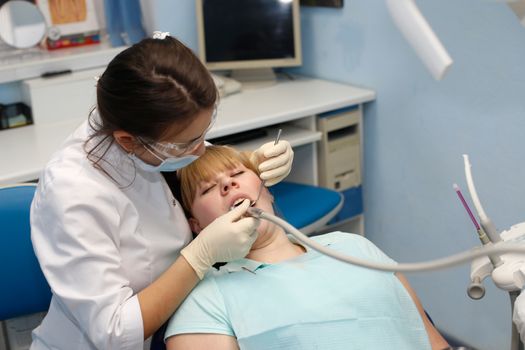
left=30, top=119, right=193, bottom=350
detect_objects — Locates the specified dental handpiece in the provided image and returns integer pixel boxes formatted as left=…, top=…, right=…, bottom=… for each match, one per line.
left=454, top=183, right=502, bottom=269
left=453, top=184, right=490, bottom=246
left=246, top=207, right=525, bottom=273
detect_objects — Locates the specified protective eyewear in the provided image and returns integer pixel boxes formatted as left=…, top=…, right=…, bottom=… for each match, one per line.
left=141, top=106, right=217, bottom=158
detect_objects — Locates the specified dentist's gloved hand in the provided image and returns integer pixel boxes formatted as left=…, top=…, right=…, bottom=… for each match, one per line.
left=250, top=140, right=294, bottom=186
left=181, top=199, right=259, bottom=279
left=513, top=290, right=525, bottom=342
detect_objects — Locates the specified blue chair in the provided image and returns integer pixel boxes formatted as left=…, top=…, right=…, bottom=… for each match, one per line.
left=0, top=184, right=52, bottom=321
left=271, top=181, right=344, bottom=235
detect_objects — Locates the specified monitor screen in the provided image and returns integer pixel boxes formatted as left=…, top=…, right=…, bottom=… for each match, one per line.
left=196, top=0, right=302, bottom=71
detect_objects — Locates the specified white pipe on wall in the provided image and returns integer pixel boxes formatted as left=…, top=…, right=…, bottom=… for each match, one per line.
left=385, top=0, right=453, bottom=80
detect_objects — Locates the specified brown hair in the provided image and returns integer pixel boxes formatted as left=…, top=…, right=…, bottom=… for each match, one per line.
left=85, top=35, right=218, bottom=182
left=179, top=145, right=258, bottom=215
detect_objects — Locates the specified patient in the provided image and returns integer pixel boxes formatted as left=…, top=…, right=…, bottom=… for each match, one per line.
left=165, top=145, right=450, bottom=350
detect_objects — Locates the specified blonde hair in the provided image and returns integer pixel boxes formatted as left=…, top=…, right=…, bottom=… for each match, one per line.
left=179, top=145, right=258, bottom=215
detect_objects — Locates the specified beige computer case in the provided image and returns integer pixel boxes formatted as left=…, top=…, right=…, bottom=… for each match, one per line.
left=317, top=107, right=361, bottom=191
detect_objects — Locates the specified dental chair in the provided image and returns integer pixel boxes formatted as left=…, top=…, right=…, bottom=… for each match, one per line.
left=0, top=184, right=52, bottom=322
left=270, top=181, right=344, bottom=235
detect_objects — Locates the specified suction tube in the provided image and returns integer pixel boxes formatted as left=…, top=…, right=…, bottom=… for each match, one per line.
left=247, top=207, right=525, bottom=273
left=463, top=154, right=502, bottom=244
left=467, top=276, right=485, bottom=300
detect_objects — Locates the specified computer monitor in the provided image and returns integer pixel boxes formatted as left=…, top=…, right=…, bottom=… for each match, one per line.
left=196, top=0, right=302, bottom=85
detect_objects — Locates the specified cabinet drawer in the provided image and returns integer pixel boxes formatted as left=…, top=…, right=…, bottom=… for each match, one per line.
left=22, top=67, right=103, bottom=124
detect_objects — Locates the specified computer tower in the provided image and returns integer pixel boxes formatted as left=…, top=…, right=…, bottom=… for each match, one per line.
left=317, top=106, right=361, bottom=191
left=317, top=106, right=363, bottom=226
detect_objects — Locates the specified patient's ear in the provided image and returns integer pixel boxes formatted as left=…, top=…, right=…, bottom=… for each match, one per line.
left=189, top=217, right=203, bottom=234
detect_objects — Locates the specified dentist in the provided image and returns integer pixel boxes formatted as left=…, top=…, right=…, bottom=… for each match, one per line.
left=29, top=32, right=293, bottom=350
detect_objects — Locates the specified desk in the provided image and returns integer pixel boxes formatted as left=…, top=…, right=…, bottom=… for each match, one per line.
left=0, top=76, right=375, bottom=186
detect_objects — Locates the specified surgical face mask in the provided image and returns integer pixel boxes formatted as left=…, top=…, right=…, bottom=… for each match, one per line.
left=131, top=153, right=198, bottom=172
left=131, top=135, right=201, bottom=172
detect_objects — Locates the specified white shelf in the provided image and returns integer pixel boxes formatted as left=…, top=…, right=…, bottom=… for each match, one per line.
left=208, top=77, right=376, bottom=139
left=0, top=43, right=126, bottom=84
left=230, top=124, right=322, bottom=151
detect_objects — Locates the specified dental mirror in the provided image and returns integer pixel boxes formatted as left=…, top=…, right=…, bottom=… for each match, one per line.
left=0, top=0, right=46, bottom=49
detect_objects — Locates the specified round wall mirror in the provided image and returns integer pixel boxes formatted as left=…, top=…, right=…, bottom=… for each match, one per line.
left=0, top=0, right=46, bottom=49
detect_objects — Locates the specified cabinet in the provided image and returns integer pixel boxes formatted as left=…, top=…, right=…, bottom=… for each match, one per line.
left=1, top=63, right=375, bottom=234
left=21, top=67, right=103, bottom=124
left=0, top=71, right=375, bottom=219
left=0, top=75, right=375, bottom=199
left=0, top=43, right=123, bottom=84
left=0, top=44, right=124, bottom=127
left=0, top=46, right=375, bottom=190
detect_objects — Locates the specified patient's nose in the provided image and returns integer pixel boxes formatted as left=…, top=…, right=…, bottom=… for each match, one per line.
left=221, top=177, right=239, bottom=195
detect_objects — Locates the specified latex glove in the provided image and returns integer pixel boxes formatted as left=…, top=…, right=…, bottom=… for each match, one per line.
left=513, top=291, right=525, bottom=342
left=250, top=140, right=294, bottom=186
left=180, top=199, right=259, bottom=279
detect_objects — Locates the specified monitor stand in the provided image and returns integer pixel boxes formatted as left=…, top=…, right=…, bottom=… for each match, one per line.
left=230, top=68, right=277, bottom=89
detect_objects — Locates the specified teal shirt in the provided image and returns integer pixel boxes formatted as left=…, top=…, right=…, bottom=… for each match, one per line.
left=165, top=232, right=431, bottom=350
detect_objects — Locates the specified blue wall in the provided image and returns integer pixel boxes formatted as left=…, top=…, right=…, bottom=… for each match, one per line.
left=153, top=2, right=525, bottom=348
left=296, top=2, right=525, bottom=349
left=294, top=2, right=525, bottom=349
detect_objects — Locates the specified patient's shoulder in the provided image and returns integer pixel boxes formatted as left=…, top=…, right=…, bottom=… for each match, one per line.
left=313, top=231, right=367, bottom=246
left=312, top=231, right=394, bottom=263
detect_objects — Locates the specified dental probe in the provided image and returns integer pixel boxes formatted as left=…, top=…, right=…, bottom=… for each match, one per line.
left=252, top=128, right=282, bottom=206
left=246, top=207, right=525, bottom=273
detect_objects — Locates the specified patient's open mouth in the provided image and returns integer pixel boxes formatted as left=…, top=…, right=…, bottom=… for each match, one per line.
left=229, top=197, right=255, bottom=211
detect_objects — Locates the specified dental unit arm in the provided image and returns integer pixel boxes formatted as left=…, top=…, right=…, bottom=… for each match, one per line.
left=459, top=154, right=525, bottom=350
left=461, top=154, right=525, bottom=298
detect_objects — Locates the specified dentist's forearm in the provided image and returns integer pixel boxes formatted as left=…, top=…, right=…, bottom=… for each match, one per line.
left=138, top=256, right=199, bottom=339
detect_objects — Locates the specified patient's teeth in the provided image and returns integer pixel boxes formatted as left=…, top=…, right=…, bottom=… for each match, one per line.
left=230, top=198, right=249, bottom=211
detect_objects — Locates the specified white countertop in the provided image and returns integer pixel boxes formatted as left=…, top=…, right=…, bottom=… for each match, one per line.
left=0, top=77, right=375, bottom=185
left=0, top=43, right=125, bottom=84
left=211, top=77, right=375, bottom=138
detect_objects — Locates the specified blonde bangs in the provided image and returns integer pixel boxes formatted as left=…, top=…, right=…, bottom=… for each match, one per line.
left=179, top=145, right=258, bottom=214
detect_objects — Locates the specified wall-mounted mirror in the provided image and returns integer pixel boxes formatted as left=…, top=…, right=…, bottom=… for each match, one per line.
left=0, top=0, right=46, bottom=49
